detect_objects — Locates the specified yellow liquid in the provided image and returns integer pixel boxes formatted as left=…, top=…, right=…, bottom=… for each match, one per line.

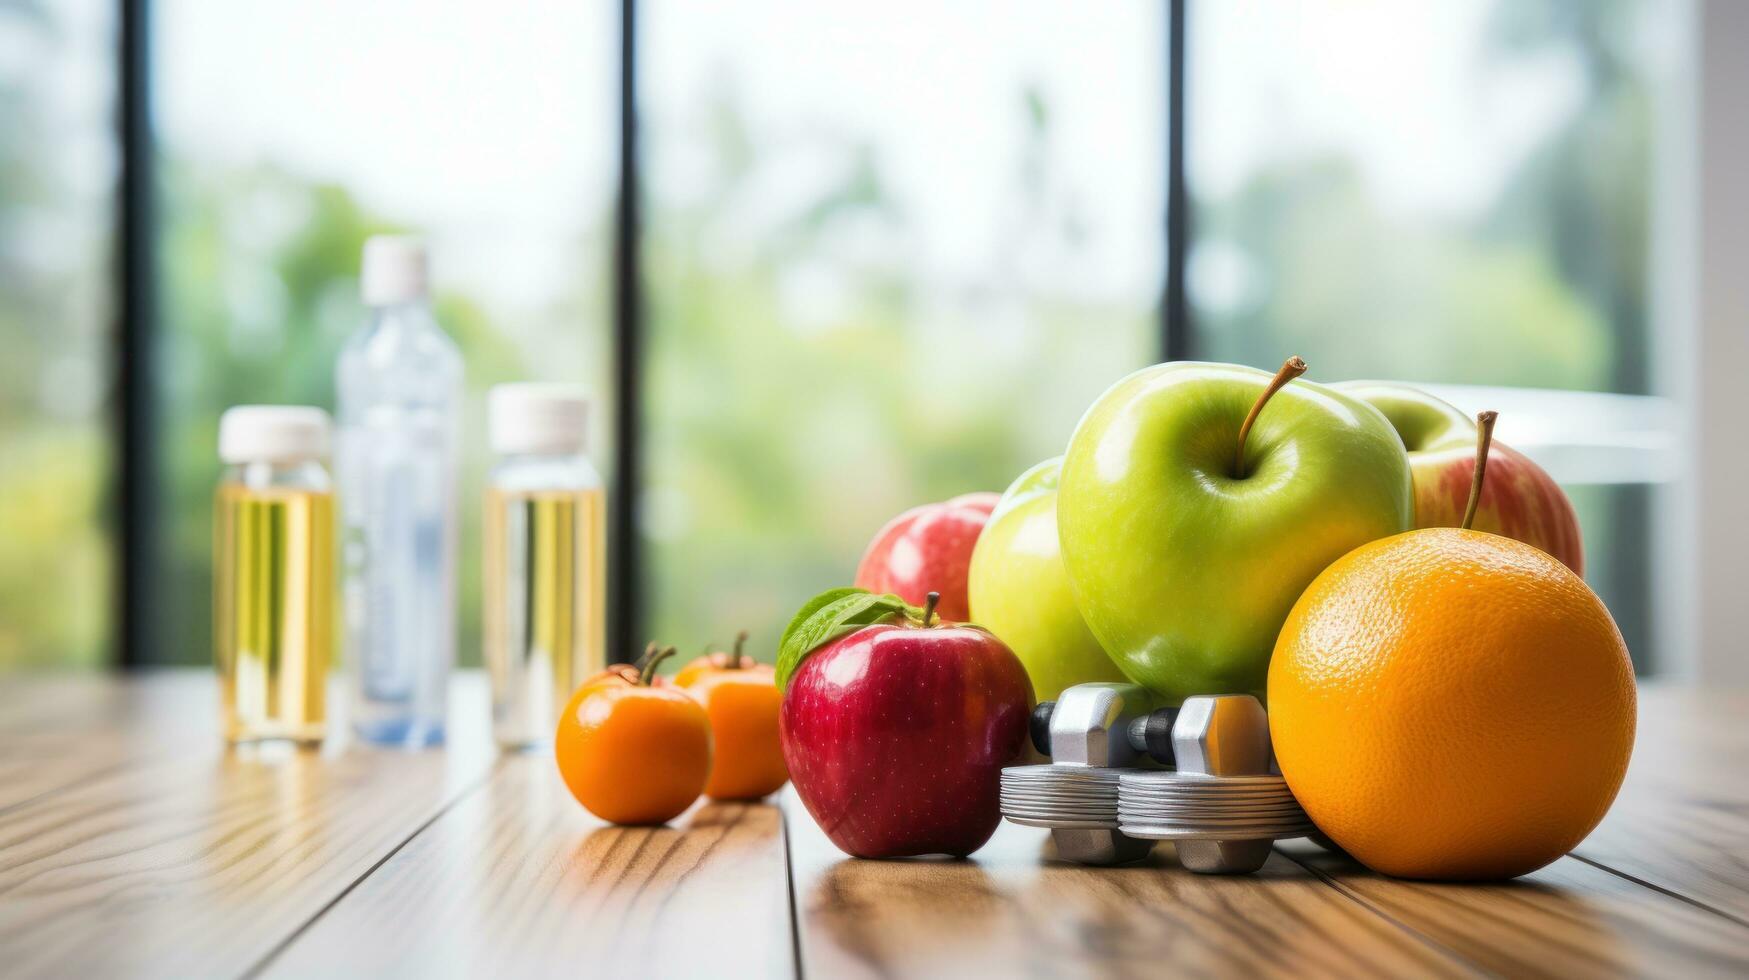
left=214, top=484, right=334, bottom=744
left=483, top=487, right=606, bottom=746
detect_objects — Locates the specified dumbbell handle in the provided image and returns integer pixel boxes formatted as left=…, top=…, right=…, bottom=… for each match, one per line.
left=1028, top=701, right=1055, bottom=755
left=1029, top=700, right=1179, bottom=765
left=1126, top=708, right=1179, bottom=764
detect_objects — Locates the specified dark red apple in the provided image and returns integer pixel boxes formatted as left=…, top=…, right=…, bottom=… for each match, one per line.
left=777, top=590, right=1032, bottom=858
left=853, top=492, right=998, bottom=622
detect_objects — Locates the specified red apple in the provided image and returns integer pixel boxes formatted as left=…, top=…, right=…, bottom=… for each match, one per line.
left=777, top=590, right=1032, bottom=858
left=1339, top=382, right=1584, bottom=574
left=853, top=492, right=998, bottom=622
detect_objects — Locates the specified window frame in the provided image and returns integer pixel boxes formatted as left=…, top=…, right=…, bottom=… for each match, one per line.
left=107, top=0, right=1194, bottom=667
left=105, top=0, right=1701, bottom=674
left=117, top=0, right=155, bottom=668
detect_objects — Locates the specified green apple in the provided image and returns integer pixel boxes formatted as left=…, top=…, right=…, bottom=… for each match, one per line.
left=968, top=457, right=1127, bottom=703
left=1057, top=360, right=1412, bottom=703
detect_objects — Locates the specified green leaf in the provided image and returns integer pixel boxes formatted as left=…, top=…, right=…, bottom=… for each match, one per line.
left=777, top=586, right=863, bottom=649
left=775, top=587, right=918, bottom=692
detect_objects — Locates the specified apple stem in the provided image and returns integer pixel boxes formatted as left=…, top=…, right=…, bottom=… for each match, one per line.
left=639, top=645, right=676, bottom=686
left=1461, top=411, right=1499, bottom=531
left=728, top=630, right=749, bottom=669
left=922, top=592, right=940, bottom=628
left=1235, top=355, right=1308, bottom=477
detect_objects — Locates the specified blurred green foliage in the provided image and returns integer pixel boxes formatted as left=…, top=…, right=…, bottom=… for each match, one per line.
left=0, top=0, right=1661, bottom=671
left=1191, top=0, right=1656, bottom=666
left=1195, top=158, right=1615, bottom=389
left=0, top=432, right=108, bottom=668
left=0, top=0, right=111, bottom=668
left=638, top=79, right=1150, bottom=654
left=1195, top=0, right=1649, bottom=397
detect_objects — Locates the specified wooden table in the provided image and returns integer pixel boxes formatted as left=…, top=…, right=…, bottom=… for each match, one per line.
left=1, top=672, right=1744, bottom=979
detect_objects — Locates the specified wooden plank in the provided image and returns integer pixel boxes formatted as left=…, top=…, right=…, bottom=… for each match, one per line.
left=4, top=672, right=1745, bottom=977
left=0, top=671, right=214, bottom=746
left=786, top=789, right=1470, bottom=979
left=0, top=748, right=135, bottom=815
left=0, top=673, right=498, bottom=980
left=0, top=672, right=128, bottom=734
left=1278, top=841, right=1749, bottom=979
left=1572, top=687, right=1749, bottom=923
left=260, top=753, right=794, bottom=980
left=0, top=672, right=214, bottom=812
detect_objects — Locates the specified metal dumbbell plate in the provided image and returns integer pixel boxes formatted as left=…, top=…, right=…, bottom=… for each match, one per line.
left=1006, top=816, right=1122, bottom=831
left=1119, top=805, right=1307, bottom=821
left=1121, top=823, right=1316, bottom=840
left=1123, top=772, right=1289, bottom=788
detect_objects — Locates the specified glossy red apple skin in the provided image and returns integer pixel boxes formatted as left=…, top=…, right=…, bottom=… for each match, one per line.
left=780, top=620, right=1032, bottom=859
left=853, top=493, right=999, bottom=622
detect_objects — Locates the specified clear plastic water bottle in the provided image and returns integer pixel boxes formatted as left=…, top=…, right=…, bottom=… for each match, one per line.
left=337, top=236, right=461, bottom=746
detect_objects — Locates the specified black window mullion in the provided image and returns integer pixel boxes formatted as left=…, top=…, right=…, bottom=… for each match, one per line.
left=116, top=0, right=156, bottom=669
left=1163, top=0, right=1192, bottom=361
left=607, top=0, right=643, bottom=665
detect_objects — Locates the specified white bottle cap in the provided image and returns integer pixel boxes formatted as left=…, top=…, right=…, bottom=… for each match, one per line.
left=219, top=406, right=331, bottom=464
left=361, top=235, right=429, bottom=306
left=489, top=383, right=588, bottom=455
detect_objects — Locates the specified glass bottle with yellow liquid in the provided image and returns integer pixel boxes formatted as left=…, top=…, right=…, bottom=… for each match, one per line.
left=483, top=384, right=606, bottom=748
left=214, top=406, right=336, bottom=744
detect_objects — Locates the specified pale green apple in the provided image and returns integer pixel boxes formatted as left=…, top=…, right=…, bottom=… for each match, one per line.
left=968, top=458, right=1127, bottom=703
left=1057, top=361, right=1412, bottom=704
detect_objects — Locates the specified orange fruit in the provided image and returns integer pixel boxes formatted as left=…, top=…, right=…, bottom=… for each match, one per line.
left=673, top=632, right=761, bottom=688
left=555, top=647, right=712, bottom=825
left=677, top=652, right=788, bottom=801
left=1268, top=527, right=1635, bottom=880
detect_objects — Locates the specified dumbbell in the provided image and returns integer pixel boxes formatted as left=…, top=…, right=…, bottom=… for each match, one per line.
left=1030, top=689, right=1274, bottom=774
left=1010, top=684, right=1313, bottom=873
left=1030, top=693, right=1174, bottom=765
